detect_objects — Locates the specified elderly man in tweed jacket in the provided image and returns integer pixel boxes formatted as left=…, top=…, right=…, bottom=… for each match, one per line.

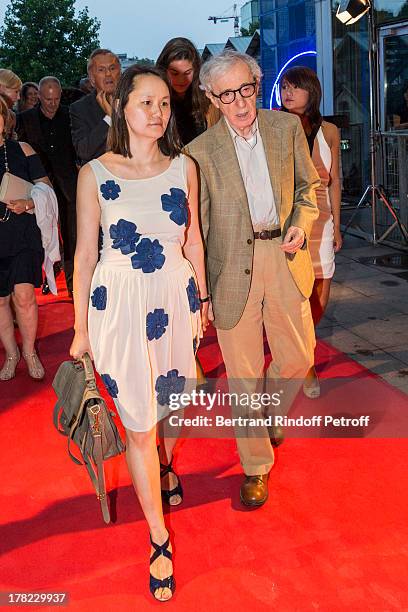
left=186, top=51, right=320, bottom=508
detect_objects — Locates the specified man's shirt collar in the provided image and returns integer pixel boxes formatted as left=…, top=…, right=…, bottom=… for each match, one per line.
left=225, top=116, right=258, bottom=149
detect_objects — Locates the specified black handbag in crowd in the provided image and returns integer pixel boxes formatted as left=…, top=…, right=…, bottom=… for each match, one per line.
left=52, top=353, right=125, bottom=523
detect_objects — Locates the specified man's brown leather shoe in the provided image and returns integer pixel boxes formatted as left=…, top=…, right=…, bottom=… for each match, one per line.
left=240, top=473, right=269, bottom=507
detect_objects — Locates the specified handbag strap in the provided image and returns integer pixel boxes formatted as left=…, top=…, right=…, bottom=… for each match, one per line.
left=81, top=353, right=97, bottom=390
left=83, top=403, right=111, bottom=523
left=82, top=453, right=110, bottom=523
left=53, top=398, right=69, bottom=435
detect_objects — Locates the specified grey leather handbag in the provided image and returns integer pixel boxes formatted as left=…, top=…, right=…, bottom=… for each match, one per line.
left=52, top=353, right=125, bottom=523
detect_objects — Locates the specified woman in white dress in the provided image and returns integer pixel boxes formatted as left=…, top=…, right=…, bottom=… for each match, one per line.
left=70, top=65, right=209, bottom=602
left=280, top=66, right=342, bottom=398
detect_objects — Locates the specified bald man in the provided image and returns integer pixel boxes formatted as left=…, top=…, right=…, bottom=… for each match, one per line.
left=17, top=77, right=78, bottom=294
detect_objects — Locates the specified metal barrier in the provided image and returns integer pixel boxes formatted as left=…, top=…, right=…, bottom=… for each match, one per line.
left=377, top=131, right=408, bottom=244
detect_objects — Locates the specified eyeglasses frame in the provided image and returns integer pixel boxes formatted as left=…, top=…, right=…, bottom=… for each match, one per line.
left=210, top=81, right=258, bottom=105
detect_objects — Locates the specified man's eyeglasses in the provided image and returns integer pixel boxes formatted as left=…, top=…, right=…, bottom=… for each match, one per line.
left=211, top=81, right=257, bottom=105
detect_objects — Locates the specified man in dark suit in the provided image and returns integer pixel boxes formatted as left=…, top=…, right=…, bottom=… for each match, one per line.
left=17, top=76, right=78, bottom=294
left=70, top=48, right=121, bottom=165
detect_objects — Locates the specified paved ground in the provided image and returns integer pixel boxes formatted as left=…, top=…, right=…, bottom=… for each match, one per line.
left=317, top=231, right=408, bottom=394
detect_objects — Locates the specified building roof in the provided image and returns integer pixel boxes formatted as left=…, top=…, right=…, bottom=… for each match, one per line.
left=204, top=43, right=225, bottom=55
left=201, top=31, right=260, bottom=62
left=225, top=36, right=253, bottom=53
left=201, top=43, right=226, bottom=62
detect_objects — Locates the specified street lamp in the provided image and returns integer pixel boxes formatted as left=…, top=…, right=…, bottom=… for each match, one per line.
left=337, top=0, right=408, bottom=244
left=336, top=0, right=370, bottom=26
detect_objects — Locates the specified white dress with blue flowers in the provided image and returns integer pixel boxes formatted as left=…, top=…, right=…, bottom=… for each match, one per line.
left=87, top=155, right=201, bottom=432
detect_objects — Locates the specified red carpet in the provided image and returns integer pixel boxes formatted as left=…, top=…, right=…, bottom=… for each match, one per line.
left=1, top=277, right=408, bottom=610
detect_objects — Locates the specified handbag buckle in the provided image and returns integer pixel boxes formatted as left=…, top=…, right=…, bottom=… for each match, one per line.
left=90, top=405, right=101, bottom=434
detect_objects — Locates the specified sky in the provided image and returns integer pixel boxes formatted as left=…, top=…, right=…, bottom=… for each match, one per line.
left=0, top=0, right=242, bottom=60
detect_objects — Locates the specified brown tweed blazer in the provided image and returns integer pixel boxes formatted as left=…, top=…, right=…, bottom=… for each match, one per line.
left=185, top=109, right=320, bottom=330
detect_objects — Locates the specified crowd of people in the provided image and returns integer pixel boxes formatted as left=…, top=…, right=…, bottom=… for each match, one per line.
left=0, top=39, right=342, bottom=601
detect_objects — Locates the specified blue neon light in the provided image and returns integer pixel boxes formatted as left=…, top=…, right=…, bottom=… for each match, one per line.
left=269, top=50, right=317, bottom=109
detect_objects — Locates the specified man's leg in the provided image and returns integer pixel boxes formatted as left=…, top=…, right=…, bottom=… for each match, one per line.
left=262, top=239, right=315, bottom=417
left=63, top=199, right=76, bottom=295
left=55, top=183, right=75, bottom=295
left=217, top=242, right=274, bottom=478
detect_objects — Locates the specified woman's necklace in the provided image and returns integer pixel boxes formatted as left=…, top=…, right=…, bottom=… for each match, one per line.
left=0, top=140, right=11, bottom=223
left=3, top=140, right=9, bottom=172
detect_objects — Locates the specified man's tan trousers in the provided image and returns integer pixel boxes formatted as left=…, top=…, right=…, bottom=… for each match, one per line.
left=217, top=238, right=316, bottom=475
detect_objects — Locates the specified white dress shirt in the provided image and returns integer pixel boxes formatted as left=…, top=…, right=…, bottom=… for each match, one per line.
left=226, top=117, right=279, bottom=231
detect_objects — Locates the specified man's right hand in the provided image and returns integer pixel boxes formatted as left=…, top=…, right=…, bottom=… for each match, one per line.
left=96, top=91, right=113, bottom=116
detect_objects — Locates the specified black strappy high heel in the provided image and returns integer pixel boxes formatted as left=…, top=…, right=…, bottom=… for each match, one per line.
left=159, top=455, right=183, bottom=506
left=149, top=533, right=175, bottom=601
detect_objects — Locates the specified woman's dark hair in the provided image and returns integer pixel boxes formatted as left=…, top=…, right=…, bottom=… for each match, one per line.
left=108, top=64, right=182, bottom=159
left=280, top=66, right=322, bottom=135
left=156, top=37, right=209, bottom=125
left=17, top=82, right=39, bottom=113
left=21, top=81, right=38, bottom=99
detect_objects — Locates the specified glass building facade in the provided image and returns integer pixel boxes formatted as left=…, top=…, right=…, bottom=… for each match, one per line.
left=259, top=0, right=317, bottom=109
left=259, top=0, right=408, bottom=211
left=241, top=0, right=260, bottom=31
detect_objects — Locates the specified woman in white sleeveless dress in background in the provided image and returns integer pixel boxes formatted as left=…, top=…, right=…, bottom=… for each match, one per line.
left=70, top=65, right=209, bottom=602
left=280, top=66, right=342, bottom=398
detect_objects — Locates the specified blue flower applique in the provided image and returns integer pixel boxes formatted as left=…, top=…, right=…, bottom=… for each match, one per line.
left=109, top=219, right=141, bottom=255
left=131, top=238, right=165, bottom=273
left=155, top=369, right=186, bottom=406
left=101, top=373, right=118, bottom=398
left=100, top=180, right=121, bottom=201
left=186, top=277, right=200, bottom=313
left=91, top=285, right=107, bottom=310
left=146, top=308, right=169, bottom=341
left=161, top=187, right=188, bottom=226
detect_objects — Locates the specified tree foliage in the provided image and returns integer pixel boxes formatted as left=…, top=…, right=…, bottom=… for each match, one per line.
left=130, top=56, right=154, bottom=66
left=0, top=0, right=100, bottom=86
left=240, top=21, right=259, bottom=37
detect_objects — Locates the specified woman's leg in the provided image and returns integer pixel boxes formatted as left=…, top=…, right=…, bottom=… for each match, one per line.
left=159, top=435, right=181, bottom=506
left=309, top=278, right=332, bottom=326
left=126, top=426, right=173, bottom=601
left=305, top=278, right=332, bottom=386
left=157, top=415, right=182, bottom=506
left=12, top=283, right=38, bottom=354
left=12, top=283, right=44, bottom=378
left=0, top=294, right=18, bottom=355
left=0, top=294, right=20, bottom=379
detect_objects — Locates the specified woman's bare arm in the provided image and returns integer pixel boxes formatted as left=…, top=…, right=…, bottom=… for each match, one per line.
left=70, top=164, right=101, bottom=358
left=182, top=156, right=210, bottom=330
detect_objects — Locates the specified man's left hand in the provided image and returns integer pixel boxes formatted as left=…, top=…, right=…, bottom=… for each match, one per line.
left=280, top=226, right=305, bottom=253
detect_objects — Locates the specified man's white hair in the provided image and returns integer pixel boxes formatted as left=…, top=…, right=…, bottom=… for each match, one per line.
left=200, top=50, right=262, bottom=93
left=39, top=76, right=61, bottom=90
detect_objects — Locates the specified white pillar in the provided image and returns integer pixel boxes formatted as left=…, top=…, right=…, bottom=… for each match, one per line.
left=315, top=0, right=334, bottom=115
